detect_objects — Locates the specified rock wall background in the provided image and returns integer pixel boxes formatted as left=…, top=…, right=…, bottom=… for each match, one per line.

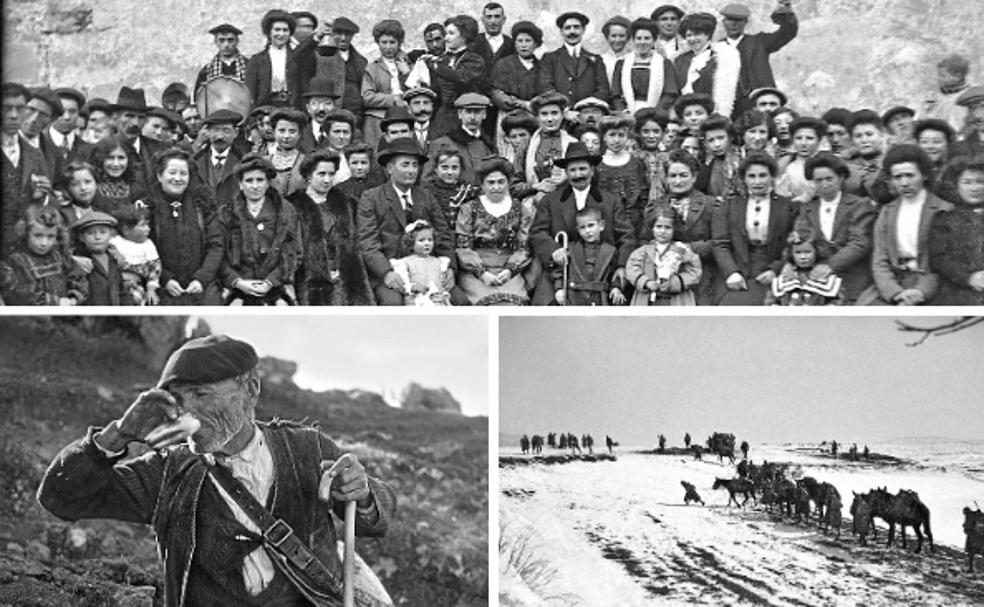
left=3, top=0, right=984, bottom=115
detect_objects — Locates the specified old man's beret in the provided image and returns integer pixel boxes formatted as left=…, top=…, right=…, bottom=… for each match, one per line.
left=157, top=335, right=259, bottom=389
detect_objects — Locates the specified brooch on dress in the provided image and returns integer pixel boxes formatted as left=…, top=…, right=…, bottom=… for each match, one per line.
left=170, top=201, right=182, bottom=218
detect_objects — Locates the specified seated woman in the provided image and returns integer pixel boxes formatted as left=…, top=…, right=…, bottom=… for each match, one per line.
left=858, top=144, right=953, bottom=305
left=929, top=155, right=984, bottom=305
left=673, top=12, right=740, bottom=119
left=455, top=157, right=534, bottom=305
left=913, top=118, right=957, bottom=199
left=711, top=152, right=796, bottom=305
left=643, top=149, right=718, bottom=304
left=219, top=154, right=300, bottom=305
left=146, top=148, right=225, bottom=305
left=611, top=18, right=680, bottom=114
left=288, top=149, right=374, bottom=305
left=90, top=134, right=147, bottom=213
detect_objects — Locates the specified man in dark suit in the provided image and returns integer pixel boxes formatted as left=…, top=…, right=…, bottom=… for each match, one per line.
left=2, top=83, right=51, bottom=259
left=473, top=3, right=515, bottom=138
left=356, top=138, right=461, bottom=305
left=720, top=2, right=798, bottom=119
left=109, top=86, right=165, bottom=188
left=403, top=87, right=440, bottom=155
left=192, top=109, right=244, bottom=204
left=297, top=76, right=340, bottom=154
left=19, top=87, right=64, bottom=185
left=329, top=17, right=368, bottom=130
left=46, top=88, right=88, bottom=165
left=529, top=142, right=636, bottom=304
left=537, top=12, right=611, bottom=120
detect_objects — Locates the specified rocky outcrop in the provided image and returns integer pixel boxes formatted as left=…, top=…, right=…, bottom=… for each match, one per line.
left=400, top=383, right=462, bottom=415
left=257, top=356, right=297, bottom=385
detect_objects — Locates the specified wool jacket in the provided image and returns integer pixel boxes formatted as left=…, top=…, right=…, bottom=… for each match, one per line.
left=530, top=185, right=637, bottom=267
left=729, top=11, right=799, bottom=118
left=289, top=188, right=375, bottom=305
left=551, top=240, right=619, bottom=306
left=426, top=126, right=496, bottom=185
left=37, top=421, right=396, bottom=607
left=711, top=192, right=796, bottom=280
left=490, top=54, right=540, bottom=112
left=673, top=43, right=741, bottom=118
left=218, top=189, right=300, bottom=288
left=148, top=187, right=225, bottom=297
left=80, top=251, right=131, bottom=306
left=537, top=46, right=611, bottom=105
left=796, top=193, right=877, bottom=302
left=193, top=144, right=243, bottom=205
left=245, top=38, right=318, bottom=110
left=929, top=201, right=983, bottom=305
left=428, top=49, right=488, bottom=138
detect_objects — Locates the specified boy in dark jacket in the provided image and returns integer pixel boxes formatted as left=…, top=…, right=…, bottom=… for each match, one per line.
left=553, top=206, right=626, bottom=305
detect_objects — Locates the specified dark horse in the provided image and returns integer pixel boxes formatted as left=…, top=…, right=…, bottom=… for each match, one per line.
left=964, top=507, right=984, bottom=572
left=713, top=477, right=756, bottom=508
left=869, top=487, right=933, bottom=553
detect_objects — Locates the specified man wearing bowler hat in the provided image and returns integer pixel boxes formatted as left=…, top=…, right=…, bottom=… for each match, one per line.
left=538, top=12, right=610, bottom=115
left=720, top=1, right=799, bottom=119
left=110, top=85, right=165, bottom=184
left=193, top=109, right=245, bottom=200
left=330, top=17, right=368, bottom=128
left=38, top=334, right=397, bottom=606
left=427, top=93, right=496, bottom=185
left=651, top=5, right=688, bottom=61
left=298, top=75, right=340, bottom=154
left=195, top=23, right=248, bottom=96
left=529, top=141, right=636, bottom=304
left=356, top=138, right=464, bottom=305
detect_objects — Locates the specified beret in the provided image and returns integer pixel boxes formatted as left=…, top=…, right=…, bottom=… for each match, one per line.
left=720, top=3, right=751, bottom=19
left=208, top=23, right=242, bottom=36
left=204, top=108, right=244, bottom=126
left=157, top=335, right=259, bottom=389
left=72, top=211, right=118, bottom=232
left=454, top=92, right=491, bottom=108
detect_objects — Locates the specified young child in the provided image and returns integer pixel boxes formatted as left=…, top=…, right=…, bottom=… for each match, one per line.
left=697, top=114, right=742, bottom=200
left=59, top=162, right=107, bottom=239
left=390, top=220, right=454, bottom=306
left=596, top=114, right=649, bottom=240
left=767, top=227, right=843, bottom=305
left=422, top=146, right=476, bottom=228
left=553, top=206, right=626, bottom=306
left=335, top=143, right=383, bottom=206
left=0, top=204, right=88, bottom=306
left=110, top=205, right=161, bottom=305
left=73, top=212, right=131, bottom=306
left=626, top=205, right=701, bottom=306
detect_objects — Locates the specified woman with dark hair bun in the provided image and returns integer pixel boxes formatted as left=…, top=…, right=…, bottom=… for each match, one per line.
left=857, top=144, right=953, bottom=305
left=611, top=18, right=680, bottom=114
left=421, top=15, right=487, bottom=138
left=711, top=152, right=796, bottom=305
left=146, top=148, right=225, bottom=305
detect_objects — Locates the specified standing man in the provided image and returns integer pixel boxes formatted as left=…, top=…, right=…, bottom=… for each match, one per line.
left=290, top=11, right=318, bottom=44
left=37, top=334, right=396, bottom=606
left=356, top=138, right=462, bottom=305
left=474, top=3, right=515, bottom=139
left=951, top=86, right=984, bottom=158
left=194, top=23, right=248, bottom=96
left=652, top=5, right=688, bottom=61
left=193, top=109, right=244, bottom=202
left=110, top=86, right=165, bottom=186
left=298, top=76, right=340, bottom=153
left=331, top=17, right=368, bottom=132
left=428, top=93, right=496, bottom=185
left=403, top=87, right=439, bottom=155
left=47, top=87, right=87, bottom=163
left=720, top=1, right=798, bottom=120
left=2, top=83, right=50, bottom=258
left=19, top=87, right=64, bottom=183
left=538, top=11, right=611, bottom=119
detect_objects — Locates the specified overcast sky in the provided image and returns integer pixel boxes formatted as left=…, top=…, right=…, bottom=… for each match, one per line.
left=200, top=315, right=489, bottom=416
left=499, top=317, right=983, bottom=445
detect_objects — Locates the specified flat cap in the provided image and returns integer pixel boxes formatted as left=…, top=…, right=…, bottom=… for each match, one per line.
left=209, top=23, right=243, bottom=36
left=956, top=85, right=984, bottom=108
left=204, top=108, right=244, bottom=126
left=748, top=87, right=788, bottom=106
left=72, top=211, right=118, bottom=232
left=332, top=17, right=360, bottom=33
left=720, top=3, right=751, bottom=19
left=157, top=335, right=259, bottom=389
left=454, top=92, right=491, bottom=109
left=651, top=5, right=686, bottom=20
left=556, top=11, right=589, bottom=29
left=573, top=97, right=611, bottom=113
left=402, top=86, right=437, bottom=102
left=881, top=105, right=915, bottom=125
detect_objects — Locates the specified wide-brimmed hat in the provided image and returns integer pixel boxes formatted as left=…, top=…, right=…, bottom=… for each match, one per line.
left=377, top=137, right=429, bottom=166
left=380, top=105, right=415, bottom=131
left=112, top=86, right=149, bottom=113
left=302, top=76, right=341, bottom=99
left=555, top=11, right=589, bottom=29
left=553, top=141, right=601, bottom=168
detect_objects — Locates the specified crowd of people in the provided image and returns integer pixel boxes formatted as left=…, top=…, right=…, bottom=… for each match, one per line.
left=2, top=2, right=983, bottom=305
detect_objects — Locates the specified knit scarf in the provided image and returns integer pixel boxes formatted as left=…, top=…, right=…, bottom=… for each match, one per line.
left=206, top=53, right=248, bottom=83
left=620, top=52, right=665, bottom=113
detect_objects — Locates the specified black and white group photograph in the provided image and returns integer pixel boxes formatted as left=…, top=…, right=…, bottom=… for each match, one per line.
left=3, top=0, right=984, bottom=605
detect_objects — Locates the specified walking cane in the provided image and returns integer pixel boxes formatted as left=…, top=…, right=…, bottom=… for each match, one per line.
left=554, top=231, right=569, bottom=306
left=344, top=500, right=356, bottom=607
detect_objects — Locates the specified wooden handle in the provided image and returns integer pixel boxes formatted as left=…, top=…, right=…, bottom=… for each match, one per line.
left=343, top=500, right=356, bottom=607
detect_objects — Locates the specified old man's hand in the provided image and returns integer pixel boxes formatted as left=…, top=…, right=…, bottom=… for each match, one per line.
left=319, top=454, right=372, bottom=507
left=96, top=389, right=188, bottom=452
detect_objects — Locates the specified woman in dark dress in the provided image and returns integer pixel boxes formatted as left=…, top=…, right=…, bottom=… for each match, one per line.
left=422, top=15, right=487, bottom=138
left=611, top=18, right=680, bottom=114
left=929, top=155, right=984, bottom=305
left=711, top=152, right=796, bottom=305
left=147, top=148, right=225, bottom=305
left=288, top=149, right=375, bottom=305
left=90, top=135, right=147, bottom=214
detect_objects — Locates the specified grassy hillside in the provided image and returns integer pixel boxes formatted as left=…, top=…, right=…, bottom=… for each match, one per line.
left=0, top=317, right=488, bottom=606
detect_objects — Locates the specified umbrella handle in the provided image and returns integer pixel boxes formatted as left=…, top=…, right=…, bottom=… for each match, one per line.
left=344, top=500, right=356, bottom=607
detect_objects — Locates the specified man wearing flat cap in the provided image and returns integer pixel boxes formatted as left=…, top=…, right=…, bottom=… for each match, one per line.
left=38, top=334, right=397, bottom=606
left=720, top=1, right=798, bottom=120
left=195, top=23, right=248, bottom=97
left=329, top=17, right=368, bottom=129
left=193, top=109, right=245, bottom=200
left=428, top=93, right=496, bottom=184
left=539, top=12, right=611, bottom=114
left=651, top=5, right=688, bottom=62
left=950, top=86, right=984, bottom=159
left=403, top=87, right=439, bottom=153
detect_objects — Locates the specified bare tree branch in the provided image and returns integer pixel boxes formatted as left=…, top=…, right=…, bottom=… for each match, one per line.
left=895, top=317, right=984, bottom=346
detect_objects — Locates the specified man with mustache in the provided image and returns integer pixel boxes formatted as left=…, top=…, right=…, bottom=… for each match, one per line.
left=109, top=86, right=165, bottom=189
left=403, top=87, right=439, bottom=155
left=427, top=93, right=496, bottom=185
left=329, top=17, right=368, bottom=132
left=529, top=142, right=636, bottom=304
left=38, top=334, right=396, bottom=606
left=298, top=76, right=340, bottom=153
left=193, top=109, right=245, bottom=202
left=951, top=86, right=984, bottom=159
left=538, top=12, right=611, bottom=121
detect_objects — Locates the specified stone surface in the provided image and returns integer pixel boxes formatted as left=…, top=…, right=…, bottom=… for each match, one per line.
left=3, top=0, right=982, bottom=115
left=257, top=356, right=298, bottom=384
left=400, top=382, right=462, bottom=414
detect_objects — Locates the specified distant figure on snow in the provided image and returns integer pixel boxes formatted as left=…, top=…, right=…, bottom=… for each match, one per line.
left=692, top=444, right=702, bottom=460
left=520, top=434, right=530, bottom=455
left=658, top=434, right=666, bottom=452
left=684, top=432, right=691, bottom=448
left=831, top=440, right=838, bottom=457
left=740, top=440, right=749, bottom=460
left=606, top=434, right=618, bottom=454
left=681, top=480, right=704, bottom=505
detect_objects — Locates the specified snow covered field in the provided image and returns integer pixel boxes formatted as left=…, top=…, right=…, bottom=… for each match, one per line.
left=499, top=443, right=984, bottom=606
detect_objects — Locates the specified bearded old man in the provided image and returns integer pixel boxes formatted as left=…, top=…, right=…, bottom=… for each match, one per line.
left=37, top=335, right=396, bottom=606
